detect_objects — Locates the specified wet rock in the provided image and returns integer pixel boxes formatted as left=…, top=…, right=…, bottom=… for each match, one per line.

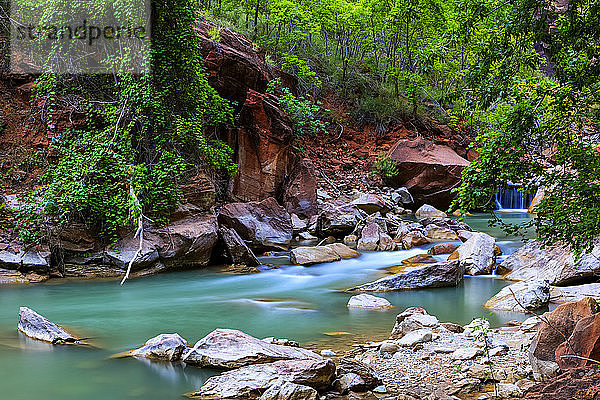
left=555, top=313, right=600, bottom=370
left=451, top=232, right=496, bottom=275
left=386, top=137, right=469, bottom=209
left=502, top=239, right=600, bottom=285
left=336, top=358, right=382, bottom=392
left=130, top=333, right=189, bottom=361
left=347, top=294, right=393, bottom=309
left=390, top=307, right=440, bottom=339
left=428, top=243, right=460, bottom=255
left=529, top=298, right=598, bottom=380
left=259, top=378, right=318, bottom=400
left=290, top=243, right=359, bottom=266
left=17, top=307, right=79, bottom=344
left=284, top=159, right=318, bottom=219
left=317, top=201, right=362, bottom=237
left=188, top=359, right=336, bottom=398
left=298, top=232, right=318, bottom=241
left=0, top=269, right=48, bottom=284
left=349, top=261, right=464, bottom=292
left=415, top=204, right=447, bottom=219
left=351, top=194, right=389, bottom=215
left=219, top=226, right=260, bottom=267
left=183, top=328, right=321, bottom=369
left=218, top=197, right=293, bottom=252
left=484, top=280, right=550, bottom=312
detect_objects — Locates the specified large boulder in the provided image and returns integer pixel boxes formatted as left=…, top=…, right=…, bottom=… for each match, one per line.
left=357, top=223, right=398, bottom=251
left=17, top=307, right=79, bottom=344
left=188, top=359, right=336, bottom=398
left=349, top=260, right=464, bottom=292
left=484, top=280, right=550, bottom=312
left=284, top=159, right=318, bottom=219
left=130, top=333, right=189, bottom=362
left=219, top=227, right=260, bottom=267
left=316, top=201, right=362, bottom=237
left=386, top=137, right=469, bottom=209
left=218, top=197, right=293, bottom=252
left=502, top=239, right=600, bottom=286
left=183, top=329, right=321, bottom=369
left=529, top=298, right=598, bottom=379
left=290, top=243, right=359, bottom=265
left=450, top=232, right=496, bottom=275
left=259, top=378, right=318, bottom=400
left=555, top=313, right=600, bottom=370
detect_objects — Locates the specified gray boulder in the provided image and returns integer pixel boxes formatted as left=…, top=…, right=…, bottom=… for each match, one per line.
left=349, top=260, right=464, bottom=292
left=218, top=197, right=293, bottom=251
left=502, top=239, right=600, bottom=285
left=130, top=333, right=189, bottom=361
left=350, top=194, right=389, bottom=215
left=392, top=187, right=413, bottom=206
left=316, top=201, right=362, bottom=237
left=0, top=245, right=50, bottom=272
left=452, top=232, right=496, bottom=275
left=484, top=280, right=550, bottom=312
left=188, top=359, right=336, bottom=398
left=347, top=294, right=392, bottom=309
left=390, top=307, right=439, bottom=339
left=183, top=329, right=321, bottom=369
left=18, top=307, right=79, bottom=344
left=334, top=358, right=382, bottom=392
left=357, top=223, right=398, bottom=251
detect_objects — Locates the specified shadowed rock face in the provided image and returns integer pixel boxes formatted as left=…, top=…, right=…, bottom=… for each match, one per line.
left=349, top=260, right=464, bottom=292
left=219, top=227, right=260, bottom=267
left=386, top=137, right=469, bottom=209
left=17, top=307, right=78, bottom=344
left=183, top=329, right=321, bottom=369
left=188, top=359, right=336, bottom=399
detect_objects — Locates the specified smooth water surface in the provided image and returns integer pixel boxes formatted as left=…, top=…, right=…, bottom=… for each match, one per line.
left=0, top=213, right=533, bottom=400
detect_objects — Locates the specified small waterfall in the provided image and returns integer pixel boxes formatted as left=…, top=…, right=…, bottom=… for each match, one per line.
left=495, top=186, right=535, bottom=211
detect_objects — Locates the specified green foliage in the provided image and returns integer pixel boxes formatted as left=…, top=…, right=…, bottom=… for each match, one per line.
left=371, top=152, right=399, bottom=179
left=452, top=0, right=600, bottom=257
left=267, top=78, right=328, bottom=137
left=26, top=0, right=237, bottom=242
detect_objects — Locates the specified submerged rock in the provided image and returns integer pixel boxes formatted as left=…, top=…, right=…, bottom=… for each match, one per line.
left=484, top=280, right=550, bottom=312
left=188, top=359, right=336, bottom=398
left=17, top=307, right=79, bottom=344
left=183, top=328, right=321, bottom=369
left=347, top=294, right=393, bottom=309
left=349, top=261, right=464, bottom=292
left=130, top=333, right=189, bottom=361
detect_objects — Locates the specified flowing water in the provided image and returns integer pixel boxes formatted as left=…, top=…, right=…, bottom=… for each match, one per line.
left=0, top=212, right=535, bottom=400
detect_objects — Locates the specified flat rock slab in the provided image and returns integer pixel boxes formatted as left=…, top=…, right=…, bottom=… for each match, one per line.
left=349, top=261, right=464, bottom=292
left=183, top=328, right=321, bottom=369
left=290, top=243, right=359, bottom=265
left=18, top=307, right=79, bottom=344
left=187, top=359, right=336, bottom=399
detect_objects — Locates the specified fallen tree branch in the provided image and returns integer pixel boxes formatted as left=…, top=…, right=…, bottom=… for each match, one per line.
left=121, top=183, right=144, bottom=286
